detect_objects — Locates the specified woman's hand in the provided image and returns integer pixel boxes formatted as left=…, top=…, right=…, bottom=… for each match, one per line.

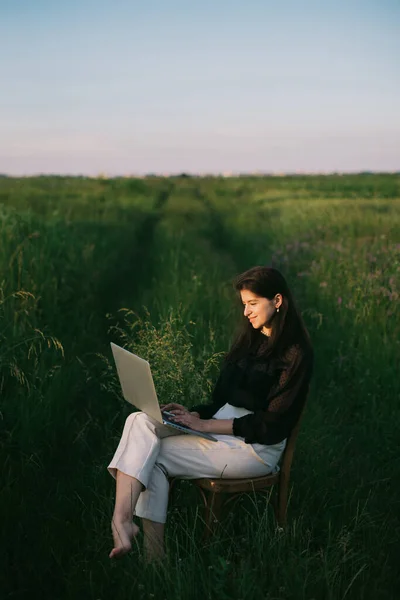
left=160, top=403, right=189, bottom=414
left=170, top=412, right=206, bottom=431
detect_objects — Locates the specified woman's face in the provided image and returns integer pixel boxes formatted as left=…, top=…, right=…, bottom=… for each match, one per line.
left=240, top=289, right=281, bottom=330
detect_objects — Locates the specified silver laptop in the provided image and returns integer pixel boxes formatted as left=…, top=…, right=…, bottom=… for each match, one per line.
left=110, top=342, right=218, bottom=441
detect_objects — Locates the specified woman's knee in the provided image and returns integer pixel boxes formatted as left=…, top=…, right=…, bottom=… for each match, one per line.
left=126, top=410, right=148, bottom=424
left=125, top=411, right=160, bottom=436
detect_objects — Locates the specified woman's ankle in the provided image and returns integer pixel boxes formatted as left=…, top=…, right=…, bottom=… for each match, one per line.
left=112, top=512, right=133, bottom=524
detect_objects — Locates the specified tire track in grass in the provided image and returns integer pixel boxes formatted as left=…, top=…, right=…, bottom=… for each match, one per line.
left=71, top=180, right=175, bottom=446
left=98, top=182, right=174, bottom=322
left=191, top=185, right=243, bottom=271
left=192, top=183, right=281, bottom=272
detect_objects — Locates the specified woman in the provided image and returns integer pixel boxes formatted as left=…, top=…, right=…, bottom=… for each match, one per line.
left=107, top=266, right=314, bottom=561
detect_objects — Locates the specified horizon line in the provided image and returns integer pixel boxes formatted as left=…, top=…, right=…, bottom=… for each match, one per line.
left=1, top=169, right=399, bottom=179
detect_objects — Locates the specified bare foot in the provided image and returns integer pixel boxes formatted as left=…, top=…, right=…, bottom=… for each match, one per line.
left=109, top=518, right=140, bottom=559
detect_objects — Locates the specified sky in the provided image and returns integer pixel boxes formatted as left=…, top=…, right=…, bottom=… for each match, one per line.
left=0, top=0, right=399, bottom=176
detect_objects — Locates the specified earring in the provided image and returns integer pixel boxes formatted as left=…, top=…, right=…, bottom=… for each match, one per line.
left=277, top=308, right=280, bottom=313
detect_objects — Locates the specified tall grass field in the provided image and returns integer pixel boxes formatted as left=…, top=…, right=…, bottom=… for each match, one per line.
left=1, top=174, right=399, bottom=600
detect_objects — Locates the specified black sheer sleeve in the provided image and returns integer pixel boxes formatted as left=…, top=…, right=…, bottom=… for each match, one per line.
left=232, top=344, right=313, bottom=444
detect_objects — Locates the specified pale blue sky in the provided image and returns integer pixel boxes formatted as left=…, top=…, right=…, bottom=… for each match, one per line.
left=0, top=0, right=399, bottom=175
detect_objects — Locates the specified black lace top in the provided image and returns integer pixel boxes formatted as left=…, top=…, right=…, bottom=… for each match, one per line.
left=190, top=335, right=314, bottom=445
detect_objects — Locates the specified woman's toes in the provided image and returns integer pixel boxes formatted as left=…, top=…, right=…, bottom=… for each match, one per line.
left=109, top=547, right=125, bottom=559
left=109, top=520, right=140, bottom=559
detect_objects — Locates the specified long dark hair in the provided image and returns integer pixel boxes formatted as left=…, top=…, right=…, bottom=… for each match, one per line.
left=225, top=266, right=312, bottom=364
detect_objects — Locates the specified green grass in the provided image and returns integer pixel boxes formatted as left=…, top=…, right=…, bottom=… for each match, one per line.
left=1, top=174, right=399, bottom=600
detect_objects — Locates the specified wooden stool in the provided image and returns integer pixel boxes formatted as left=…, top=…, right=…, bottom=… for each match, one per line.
left=169, top=385, right=309, bottom=540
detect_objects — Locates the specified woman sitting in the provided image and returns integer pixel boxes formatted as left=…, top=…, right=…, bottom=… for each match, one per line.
left=107, top=265, right=314, bottom=561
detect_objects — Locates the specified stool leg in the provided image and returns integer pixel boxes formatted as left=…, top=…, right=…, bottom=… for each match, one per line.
left=269, top=487, right=278, bottom=520
left=276, top=475, right=288, bottom=528
left=203, top=492, right=224, bottom=541
left=168, top=477, right=177, bottom=502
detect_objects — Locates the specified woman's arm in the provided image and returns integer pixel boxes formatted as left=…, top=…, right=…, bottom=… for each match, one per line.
left=171, top=411, right=234, bottom=434
left=202, top=418, right=234, bottom=434
left=231, top=344, right=313, bottom=444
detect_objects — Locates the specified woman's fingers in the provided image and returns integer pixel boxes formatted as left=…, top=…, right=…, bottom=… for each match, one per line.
left=168, top=409, right=186, bottom=416
left=161, top=403, right=177, bottom=411
left=161, top=403, right=187, bottom=413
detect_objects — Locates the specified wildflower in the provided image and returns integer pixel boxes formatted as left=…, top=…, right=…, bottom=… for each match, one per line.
left=337, top=297, right=342, bottom=305
left=320, top=281, right=328, bottom=288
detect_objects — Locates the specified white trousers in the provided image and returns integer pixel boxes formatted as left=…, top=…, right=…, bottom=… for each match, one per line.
left=107, top=411, right=282, bottom=524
